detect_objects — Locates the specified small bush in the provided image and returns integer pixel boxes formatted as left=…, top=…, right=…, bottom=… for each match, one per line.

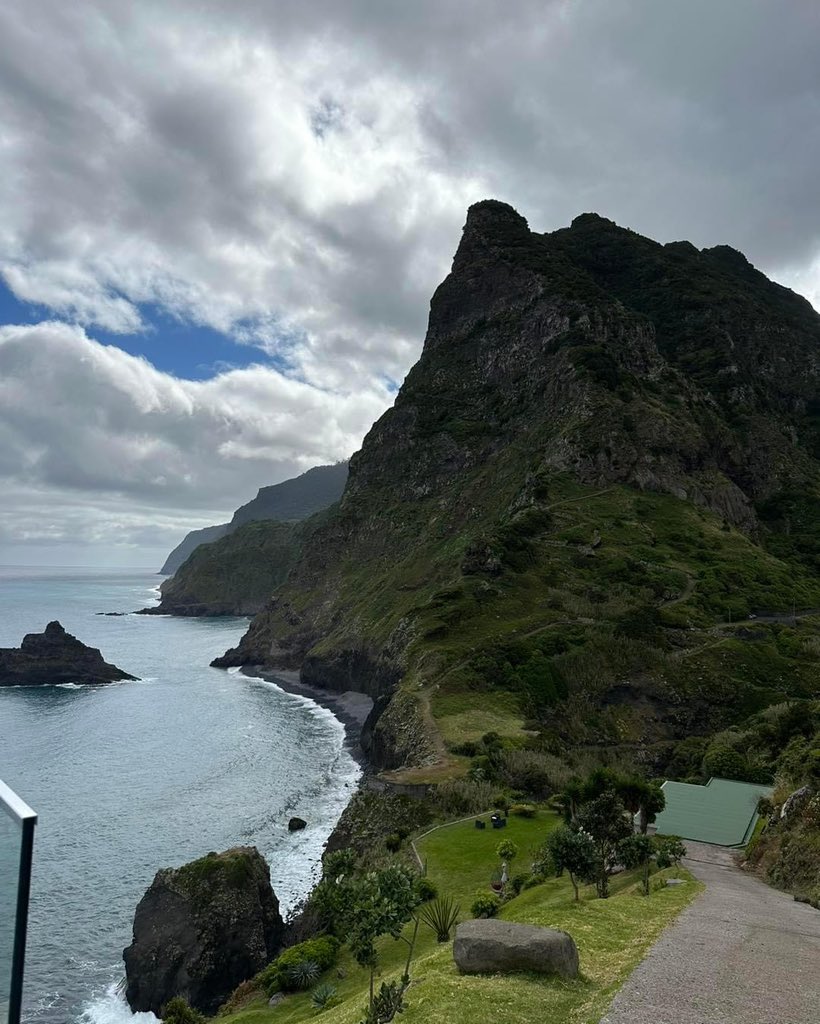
left=522, top=871, right=547, bottom=890
left=310, top=982, right=337, bottom=1010
left=285, top=960, right=320, bottom=991
left=384, top=833, right=403, bottom=852
left=509, top=803, right=537, bottom=818
left=654, top=835, right=686, bottom=868
left=471, top=892, right=502, bottom=918
left=420, top=895, right=461, bottom=942
left=258, top=935, right=340, bottom=995
left=160, top=998, right=206, bottom=1024
left=414, top=876, right=438, bottom=902
left=509, top=872, right=529, bottom=896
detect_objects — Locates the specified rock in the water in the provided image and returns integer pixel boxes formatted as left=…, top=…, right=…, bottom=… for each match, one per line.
left=0, top=621, right=137, bottom=686
left=288, top=817, right=307, bottom=832
left=123, top=846, right=284, bottom=1016
left=453, top=919, right=579, bottom=978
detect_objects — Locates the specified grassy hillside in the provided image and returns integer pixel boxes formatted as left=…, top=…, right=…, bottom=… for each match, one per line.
left=220, top=809, right=700, bottom=1024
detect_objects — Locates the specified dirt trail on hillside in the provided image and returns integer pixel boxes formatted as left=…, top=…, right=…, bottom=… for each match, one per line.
left=600, top=841, right=820, bottom=1024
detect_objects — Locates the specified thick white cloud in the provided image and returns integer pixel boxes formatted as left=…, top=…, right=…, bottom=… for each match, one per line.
left=1, top=1, right=820, bottom=561
left=0, top=322, right=386, bottom=561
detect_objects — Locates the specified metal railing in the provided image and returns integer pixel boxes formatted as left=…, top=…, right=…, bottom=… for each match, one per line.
left=0, top=780, right=36, bottom=1024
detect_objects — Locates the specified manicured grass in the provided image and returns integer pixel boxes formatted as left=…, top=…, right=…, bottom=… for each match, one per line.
left=416, top=807, right=558, bottom=897
left=222, top=807, right=701, bottom=1024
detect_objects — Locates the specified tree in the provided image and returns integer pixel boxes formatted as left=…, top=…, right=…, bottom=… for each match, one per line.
left=545, top=825, right=597, bottom=901
left=575, top=790, right=633, bottom=898
left=496, top=839, right=519, bottom=863
left=343, top=865, right=420, bottom=1013
left=654, top=835, right=686, bottom=868
left=637, top=783, right=666, bottom=834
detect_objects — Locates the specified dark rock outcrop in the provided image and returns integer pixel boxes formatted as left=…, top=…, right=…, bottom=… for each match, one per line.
left=287, top=817, right=307, bottom=831
left=123, top=847, right=284, bottom=1016
left=453, top=919, right=579, bottom=978
left=0, top=621, right=137, bottom=686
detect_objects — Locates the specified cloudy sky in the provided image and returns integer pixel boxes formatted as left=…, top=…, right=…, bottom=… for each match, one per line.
left=1, top=1, right=819, bottom=566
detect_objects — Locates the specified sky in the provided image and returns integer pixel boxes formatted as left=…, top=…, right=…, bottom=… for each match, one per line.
left=1, top=1, right=820, bottom=568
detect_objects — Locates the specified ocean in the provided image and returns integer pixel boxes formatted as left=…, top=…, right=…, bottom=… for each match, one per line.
left=0, top=566, right=360, bottom=1024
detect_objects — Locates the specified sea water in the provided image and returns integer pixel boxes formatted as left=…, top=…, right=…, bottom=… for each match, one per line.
left=0, top=566, right=360, bottom=1023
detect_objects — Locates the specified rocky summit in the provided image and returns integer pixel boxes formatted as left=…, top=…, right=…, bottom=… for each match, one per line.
left=0, top=620, right=137, bottom=686
left=215, top=200, right=820, bottom=778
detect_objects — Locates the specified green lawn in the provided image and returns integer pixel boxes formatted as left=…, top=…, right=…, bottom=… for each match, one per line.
left=222, top=808, right=701, bottom=1024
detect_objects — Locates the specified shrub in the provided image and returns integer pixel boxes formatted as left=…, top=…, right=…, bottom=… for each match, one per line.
left=160, top=998, right=206, bottom=1024
left=522, top=871, right=547, bottom=890
left=492, top=793, right=511, bottom=811
left=310, top=982, right=337, bottom=1010
left=499, top=749, right=564, bottom=798
left=285, top=960, right=321, bottom=991
left=414, top=876, right=438, bottom=902
left=419, top=895, right=461, bottom=942
left=384, top=833, right=403, bottom=852
left=471, top=892, right=501, bottom=918
left=509, top=803, right=537, bottom=818
left=702, top=743, right=749, bottom=781
left=496, top=839, right=519, bottom=862
left=509, top=872, right=529, bottom=896
left=434, top=778, right=496, bottom=816
left=259, top=936, right=340, bottom=995
left=654, top=835, right=687, bottom=868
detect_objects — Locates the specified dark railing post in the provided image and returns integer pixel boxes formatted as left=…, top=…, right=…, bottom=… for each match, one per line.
left=1, top=779, right=37, bottom=1024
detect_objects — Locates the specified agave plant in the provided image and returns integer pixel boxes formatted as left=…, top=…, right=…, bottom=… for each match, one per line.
left=419, top=895, right=461, bottom=942
left=285, top=958, right=321, bottom=990
left=310, top=982, right=337, bottom=1010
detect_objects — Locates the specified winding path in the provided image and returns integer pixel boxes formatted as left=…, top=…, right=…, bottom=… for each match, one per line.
left=600, top=841, right=820, bottom=1024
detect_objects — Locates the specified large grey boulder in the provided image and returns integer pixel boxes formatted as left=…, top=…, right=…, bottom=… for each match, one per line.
left=453, top=919, right=579, bottom=978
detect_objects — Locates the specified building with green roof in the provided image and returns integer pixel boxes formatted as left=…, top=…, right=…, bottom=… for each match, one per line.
left=652, top=777, right=772, bottom=847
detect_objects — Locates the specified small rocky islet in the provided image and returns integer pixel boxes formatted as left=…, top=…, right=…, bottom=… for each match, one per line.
left=0, top=620, right=137, bottom=686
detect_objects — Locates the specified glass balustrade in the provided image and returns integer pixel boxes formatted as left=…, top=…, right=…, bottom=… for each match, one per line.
left=0, top=781, right=36, bottom=1024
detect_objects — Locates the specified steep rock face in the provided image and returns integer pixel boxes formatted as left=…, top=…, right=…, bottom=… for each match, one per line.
left=160, top=463, right=348, bottom=575
left=216, top=201, right=820, bottom=769
left=123, top=847, right=284, bottom=1016
left=145, top=519, right=309, bottom=616
left=0, top=621, right=137, bottom=686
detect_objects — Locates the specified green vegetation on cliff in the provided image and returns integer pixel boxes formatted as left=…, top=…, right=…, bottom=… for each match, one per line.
left=215, top=201, right=820, bottom=791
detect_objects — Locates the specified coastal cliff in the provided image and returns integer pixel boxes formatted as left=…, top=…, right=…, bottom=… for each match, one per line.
left=214, top=201, right=820, bottom=775
left=160, top=462, right=348, bottom=575
left=0, top=621, right=137, bottom=686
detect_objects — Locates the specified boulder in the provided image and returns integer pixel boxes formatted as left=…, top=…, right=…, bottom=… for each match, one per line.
left=0, top=621, right=137, bottom=686
left=288, top=817, right=307, bottom=832
left=453, top=919, right=579, bottom=978
left=123, top=847, right=284, bottom=1016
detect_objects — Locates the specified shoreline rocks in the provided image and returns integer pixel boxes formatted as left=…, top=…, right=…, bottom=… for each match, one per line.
left=0, top=621, right=137, bottom=686
left=123, top=847, right=284, bottom=1016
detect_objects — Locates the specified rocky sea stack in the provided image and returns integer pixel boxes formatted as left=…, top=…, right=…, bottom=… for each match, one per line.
left=0, top=621, right=137, bottom=686
left=123, top=846, right=284, bottom=1016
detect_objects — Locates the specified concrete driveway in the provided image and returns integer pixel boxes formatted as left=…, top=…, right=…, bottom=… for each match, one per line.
left=600, top=840, right=820, bottom=1024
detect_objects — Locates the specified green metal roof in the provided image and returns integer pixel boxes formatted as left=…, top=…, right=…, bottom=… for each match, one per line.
left=652, top=777, right=773, bottom=847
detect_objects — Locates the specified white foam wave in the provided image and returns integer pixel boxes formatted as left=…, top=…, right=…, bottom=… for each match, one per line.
left=76, top=983, right=158, bottom=1024
left=56, top=682, right=85, bottom=690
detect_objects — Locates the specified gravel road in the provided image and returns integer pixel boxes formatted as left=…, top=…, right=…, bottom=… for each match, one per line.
left=600, top=840, right=820, bottom=1024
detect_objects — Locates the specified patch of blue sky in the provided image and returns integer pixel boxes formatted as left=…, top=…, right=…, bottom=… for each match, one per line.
left=0, top=279, right=297, bottom=381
